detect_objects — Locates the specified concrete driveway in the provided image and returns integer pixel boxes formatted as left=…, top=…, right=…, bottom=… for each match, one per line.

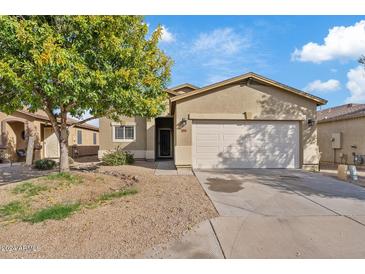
left=143, top=169, right=365, bottom=258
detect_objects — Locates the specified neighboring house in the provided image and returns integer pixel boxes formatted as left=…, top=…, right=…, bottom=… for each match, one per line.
left=99, top=72, right=327, bottom=171
left=318, top=103, right=365, bottom=165
left=0, top=109, right=99, bottom=162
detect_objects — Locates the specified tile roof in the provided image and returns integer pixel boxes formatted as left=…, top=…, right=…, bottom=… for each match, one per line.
left=16, top=110, right=99, bottom=131
left=317, top=103, right=365, bottom=123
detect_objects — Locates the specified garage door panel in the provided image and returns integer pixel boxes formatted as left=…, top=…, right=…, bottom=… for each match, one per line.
left=195, top=140, right=219, bottom=147
left=195, top=124, right=221, bottom=132
left=192, top=120, right=300, bottom=169
left=196, top=134, right=219, bottom=141
left=196, top=146, right=219, bottom=153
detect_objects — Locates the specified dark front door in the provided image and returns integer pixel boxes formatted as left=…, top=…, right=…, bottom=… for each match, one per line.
left=159, top=129, right=171, bottom=157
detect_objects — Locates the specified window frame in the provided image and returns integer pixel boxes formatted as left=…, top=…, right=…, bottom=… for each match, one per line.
left=93, top=132, right=97, bottom=145
left=77, top=129, right=83, bottom=145
left=112, top=124, right=136, bottom=142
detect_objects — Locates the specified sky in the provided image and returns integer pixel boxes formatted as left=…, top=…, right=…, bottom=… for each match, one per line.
left=146, top=15, right=365, bottom=110
left=86, top=15, right=365, bottom=126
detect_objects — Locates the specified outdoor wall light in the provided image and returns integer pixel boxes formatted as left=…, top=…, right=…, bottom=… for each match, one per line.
left=307, top=119, right=315, bottom=127
left=181, top=118, right=187, bottom=127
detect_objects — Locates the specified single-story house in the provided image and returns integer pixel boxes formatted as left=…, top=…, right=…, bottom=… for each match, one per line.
left=0, top=109, right=99, bottom=163
left=99, top=72, right=327, bottom=171
left=317, top=103, right=365, bottom=165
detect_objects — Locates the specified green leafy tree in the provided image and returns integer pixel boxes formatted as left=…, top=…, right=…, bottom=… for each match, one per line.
left=0, top=16, right=172, bottom=172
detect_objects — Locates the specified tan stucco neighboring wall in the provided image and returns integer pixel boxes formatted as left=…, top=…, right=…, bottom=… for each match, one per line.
left=1, top=111, right=99, bottom=161
left=68, top=126, right=99, bottom=157
left=68, top=127, right=99, bottom=146
left=318, top=117, right=365, bottom=164
left=0, top=111, right=43, bottom=161
left=174, top=81, right=319, bottom=169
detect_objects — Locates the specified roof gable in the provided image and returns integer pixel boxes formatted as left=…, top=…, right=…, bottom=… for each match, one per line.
left=170, top=83, right=199, bottom=92
left=166, top=83, right=199, bottom=96
left=170, top=72, right=327, bottom=106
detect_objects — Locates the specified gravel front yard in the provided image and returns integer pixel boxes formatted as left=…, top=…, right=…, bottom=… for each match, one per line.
left=0, top=161, right=217, bottom=258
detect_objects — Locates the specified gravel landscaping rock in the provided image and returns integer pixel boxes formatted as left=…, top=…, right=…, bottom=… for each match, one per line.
left=0, top=161, right=217, bottom=258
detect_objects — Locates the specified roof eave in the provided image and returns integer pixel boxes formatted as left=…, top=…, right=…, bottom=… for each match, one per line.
left=170, top=83, right=199, bottom=91
left=15, top=110, right=99, bottom=131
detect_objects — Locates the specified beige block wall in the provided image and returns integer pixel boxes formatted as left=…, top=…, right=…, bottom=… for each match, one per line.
left=174, top=81, right=319, bottom=168
left=318, top=117, right=365, bottom=164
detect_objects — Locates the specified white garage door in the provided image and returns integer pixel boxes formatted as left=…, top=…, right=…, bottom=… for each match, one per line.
left=192, top=120, right=300, bottom=169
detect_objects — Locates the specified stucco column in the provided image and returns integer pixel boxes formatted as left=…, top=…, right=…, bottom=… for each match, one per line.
left=25, top=121, right=35, bottom=165
left=0, top=120, right=7, bottom=147
left=302, top=119, right=320, bottom=171
left=146, top=118, right=155, bottom=160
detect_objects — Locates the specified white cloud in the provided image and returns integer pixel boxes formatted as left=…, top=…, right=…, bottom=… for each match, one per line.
left=292, top=20, right=365, bottom=63
left=160, top=25, right=175, bottom=43
left=345, top=65, right=365, bottom=103
left=304, top=79, right=341, bottom=92
left=193, top=27, right=251, bottom=55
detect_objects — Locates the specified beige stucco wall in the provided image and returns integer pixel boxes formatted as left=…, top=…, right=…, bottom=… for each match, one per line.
left=99, top=116, right=147, bottom=158
left=98, top=100, right=172, bottom=159
left=174, top=81, right=319, bottom=169
left=318, top=117, right=365, bottom=164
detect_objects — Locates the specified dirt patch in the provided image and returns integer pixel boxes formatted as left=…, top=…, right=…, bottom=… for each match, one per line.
left=0, top=161, right=217, bottom=258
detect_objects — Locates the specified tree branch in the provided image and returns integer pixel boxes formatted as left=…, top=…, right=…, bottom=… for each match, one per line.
left=68, top=116, right=97, bottom=128
left=33, top=87, right=61, bottom=140
left=43, top=106, right=61, bottom=140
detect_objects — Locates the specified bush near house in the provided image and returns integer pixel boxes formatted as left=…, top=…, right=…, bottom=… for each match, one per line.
left=102, top=148, right=134, bottom=166
left=34, top=159, right=57, bottom=170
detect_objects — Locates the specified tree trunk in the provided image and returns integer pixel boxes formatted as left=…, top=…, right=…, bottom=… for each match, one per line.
left=59, top=126, right=69, bottom=172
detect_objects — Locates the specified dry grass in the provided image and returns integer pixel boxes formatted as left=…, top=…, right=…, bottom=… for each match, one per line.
left=0, top=161, right=217, bottom=258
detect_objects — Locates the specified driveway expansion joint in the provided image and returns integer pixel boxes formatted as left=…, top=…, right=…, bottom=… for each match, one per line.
left=209, top=219, right=226, bottom=259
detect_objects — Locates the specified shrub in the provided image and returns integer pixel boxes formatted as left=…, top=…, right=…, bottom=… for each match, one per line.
left=34, top=159, right=56, bottom=170
left=102, top=148, right=134, bottom=166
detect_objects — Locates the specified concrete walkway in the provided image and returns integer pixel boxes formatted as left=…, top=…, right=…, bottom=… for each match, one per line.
left=0, top=164, right=51, bottom=185
left=154, top=160, right=193, bottom=176
left=143, top=169, right=365, bottom=258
